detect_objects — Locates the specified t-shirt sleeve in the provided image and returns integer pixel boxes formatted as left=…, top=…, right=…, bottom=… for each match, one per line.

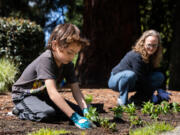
left=63, top=63, right=78, bottom=84
left=36, top=57, right=57, bottom=80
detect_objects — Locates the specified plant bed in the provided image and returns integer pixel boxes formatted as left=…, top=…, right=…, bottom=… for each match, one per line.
left=0, top=89, right=180, bottom=135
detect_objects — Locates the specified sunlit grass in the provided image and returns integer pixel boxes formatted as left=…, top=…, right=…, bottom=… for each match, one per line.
left=27, top=128, right=70, bottom=135
left=0, top=57, right=18, bottom=93
left=129, top=121, right=174, bottom=135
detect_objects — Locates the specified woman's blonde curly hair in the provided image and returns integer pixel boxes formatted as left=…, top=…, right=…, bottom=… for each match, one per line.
left=47, top=23, right=89, bottom=49
left=132, top=29, right=163, bottom=68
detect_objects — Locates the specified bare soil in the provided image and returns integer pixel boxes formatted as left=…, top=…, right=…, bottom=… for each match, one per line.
left=0, top=89, right=180, bottom=135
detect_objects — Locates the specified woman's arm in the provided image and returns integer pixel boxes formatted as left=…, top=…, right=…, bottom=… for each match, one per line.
left=70, top=82, right=87, bottom=110
left=45, top=79, right=75, bottom=118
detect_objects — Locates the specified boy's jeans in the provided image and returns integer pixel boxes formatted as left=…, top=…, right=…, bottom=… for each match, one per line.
left=108, top=70, right=164, bottom=105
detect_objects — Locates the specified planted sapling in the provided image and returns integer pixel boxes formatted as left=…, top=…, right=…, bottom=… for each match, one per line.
left=124, top=103, right=136, bottom=116
left=150, top=105, right=161, bottom=120
left=129, top=115, right=143, bottom=127
left=141, top=101, right=154, bottom=115
left=85, top=94, right=93, bottom=105
left=171, top=102, right=180, bottom=113
left=160, top=101, right=170, bottom=114
left=85, top=106, right=99, bottom=123
left=111, top=105, right=124, bottom=119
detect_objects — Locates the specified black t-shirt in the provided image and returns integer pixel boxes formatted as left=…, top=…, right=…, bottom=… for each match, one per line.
left=12, top=49, right=78, bottom=94
left=112, top=50, right=152, bottom=81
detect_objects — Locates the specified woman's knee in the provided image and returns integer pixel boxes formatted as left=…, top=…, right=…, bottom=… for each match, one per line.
left=151, top=72, right=165, bottom=83
left=123, top=70, right=137, bottom=81
left=108, top=70, right=136, bottom=90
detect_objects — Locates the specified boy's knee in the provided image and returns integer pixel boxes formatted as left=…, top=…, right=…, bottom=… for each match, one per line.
left=37, top=110, right=56, bottom=121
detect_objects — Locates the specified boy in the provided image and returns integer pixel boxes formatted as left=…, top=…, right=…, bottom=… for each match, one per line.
left=12, top=23, right=93, bottom=129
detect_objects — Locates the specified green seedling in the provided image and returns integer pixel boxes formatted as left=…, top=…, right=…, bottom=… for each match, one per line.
left=124, top=103, right=136, bottom=116
left=99, top=118, right=117, bottom=132
left=85, top=106, right=117, bottom=132
left=85, top=94, right=93, bottom=104
left=141, top=101, right=154, bottom=115
left=111, top=105, right=124, bottom=119
left=85, top=106, right=99, bottom=123
left=141, top=101, right=161, bottom=120
left=129, top=115, right=143, bottom=127
left=160, top=101, right=170, bottom=114
left=171, top=102, right=180, bottom=113
left=109, top=122, right=117, bottom=132
left=99, top=118, right=110, bottom=129
left=150, top=105, right=161, bottom=120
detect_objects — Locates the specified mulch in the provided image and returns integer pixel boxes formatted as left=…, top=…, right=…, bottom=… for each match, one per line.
left=0, top=89, right=180, bottom=135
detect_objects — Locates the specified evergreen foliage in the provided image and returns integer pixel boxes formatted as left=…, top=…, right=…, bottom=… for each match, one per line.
left=0, top=17, right=44, bottom=72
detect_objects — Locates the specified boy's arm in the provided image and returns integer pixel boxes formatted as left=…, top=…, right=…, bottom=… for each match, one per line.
left=45, top=79, right=75, bottom=118
left=70, top=82, right=87, bottom=110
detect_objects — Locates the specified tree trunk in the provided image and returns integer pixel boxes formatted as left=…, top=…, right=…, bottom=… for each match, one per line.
left=76, top=0, right=139, bottom=87
left=169, top=1, right=180, bottom=90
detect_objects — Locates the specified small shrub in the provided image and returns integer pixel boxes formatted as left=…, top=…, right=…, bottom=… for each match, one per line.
left=0, top=57, right=18, bottom=93
left=0, top=17, right=44, bottom=72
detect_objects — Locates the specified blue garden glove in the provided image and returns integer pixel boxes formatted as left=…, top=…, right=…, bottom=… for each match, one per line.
left=151, top=94, right=159, bottom=103
left=70, top=112, right=92, bottom=129
left=157, top=89, right=171, bottom=101
left=83, top=108, right=89, bottom=116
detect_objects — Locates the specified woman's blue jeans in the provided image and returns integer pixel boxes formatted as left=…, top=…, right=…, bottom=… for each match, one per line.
left=108, top=70, right=164, bottom=105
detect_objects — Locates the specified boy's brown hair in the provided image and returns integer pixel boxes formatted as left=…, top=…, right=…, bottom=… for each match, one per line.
left=133, top=29, right=163, bottom=68
left=47, top=23, right=89, bottom=49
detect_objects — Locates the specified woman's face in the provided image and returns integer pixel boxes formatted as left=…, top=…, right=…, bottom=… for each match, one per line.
left=144, top=36, right=159, bottom=56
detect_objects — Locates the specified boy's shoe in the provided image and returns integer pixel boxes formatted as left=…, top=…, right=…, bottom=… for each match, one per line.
left=12, top=107, right=20, bottom=115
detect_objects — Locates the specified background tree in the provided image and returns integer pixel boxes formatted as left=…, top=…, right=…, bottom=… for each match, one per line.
left=169, top=1, right=180, bottom=90
left=76, top=0, right=139, bottom=87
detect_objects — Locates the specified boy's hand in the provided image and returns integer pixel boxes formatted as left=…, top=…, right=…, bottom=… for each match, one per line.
left=157, top=89, right=171, bottom=101
left=70, top=112, right=93, bottom=129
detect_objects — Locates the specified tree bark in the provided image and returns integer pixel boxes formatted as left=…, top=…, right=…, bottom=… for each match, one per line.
left=169, top=1, right=180, bottom=90
left=76, top=0, right=139, bottom=87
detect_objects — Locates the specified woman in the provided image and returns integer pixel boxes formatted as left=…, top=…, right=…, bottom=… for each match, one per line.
left=108, top=30, right=171, bottom=105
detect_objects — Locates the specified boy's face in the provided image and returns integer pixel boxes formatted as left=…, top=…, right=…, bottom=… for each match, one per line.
left=53, top=41, right=81, bottom=65
left=144, top=36, right=159, bottom=56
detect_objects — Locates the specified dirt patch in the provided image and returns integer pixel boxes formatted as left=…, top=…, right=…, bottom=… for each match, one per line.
left=0, top=89, right=180, bottom=135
